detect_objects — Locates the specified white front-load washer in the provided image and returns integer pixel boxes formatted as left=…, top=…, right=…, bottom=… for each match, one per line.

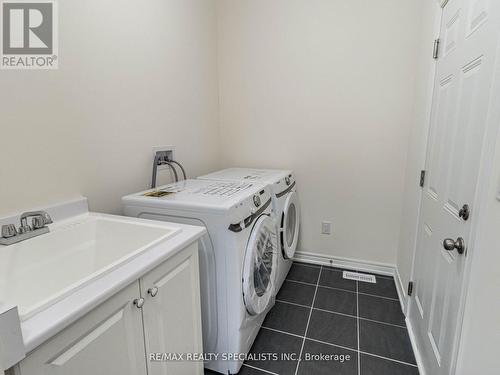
left=122, top=179, right=278, bottom=375
left=197, top=168, right=300, bottom=292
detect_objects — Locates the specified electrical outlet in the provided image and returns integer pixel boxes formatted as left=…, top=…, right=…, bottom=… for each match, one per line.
left=321, top=221, right=332, bottom=235
left=152, top=146, right=174, bottom=170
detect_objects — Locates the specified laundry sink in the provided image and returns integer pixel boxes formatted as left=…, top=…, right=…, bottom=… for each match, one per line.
left=0, top=214, right=180, bottom=320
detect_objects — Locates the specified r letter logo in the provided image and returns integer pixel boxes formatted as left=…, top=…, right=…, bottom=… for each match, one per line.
left=1, top=0, right=58, bottom=69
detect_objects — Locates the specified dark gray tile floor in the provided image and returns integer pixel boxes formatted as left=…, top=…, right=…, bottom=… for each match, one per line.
left=206, top=262, right=419, bottom=375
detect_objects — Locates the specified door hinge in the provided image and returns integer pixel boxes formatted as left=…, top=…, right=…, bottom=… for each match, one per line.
left=420, top=170, right=426, bottom=187
left=433, top=38, right=440, bottom=59
left=408, top=281, right=414, bottom=296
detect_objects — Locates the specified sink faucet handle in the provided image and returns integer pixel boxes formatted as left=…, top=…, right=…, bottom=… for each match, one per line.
left=32, top=216, right=47, bottom=229
left=1, top=224, right=17, bottom=238
left=31, top=213, right=53, bottom=229
left=42, top=212, right=53, bottom=225
left=18, top=224, right=32, bottom=234
left=36, top=212, right=53, bottom=226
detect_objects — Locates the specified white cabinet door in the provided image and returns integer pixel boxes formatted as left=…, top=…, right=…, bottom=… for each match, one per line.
left=141, top=243, right=203, bottom=375
left=17, top=282, right=147, bottom=375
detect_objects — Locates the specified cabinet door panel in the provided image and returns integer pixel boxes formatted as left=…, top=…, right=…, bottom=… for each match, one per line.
left=18, top=282, right=146, bottom=375
left=141, top=243, right=203, bottom=375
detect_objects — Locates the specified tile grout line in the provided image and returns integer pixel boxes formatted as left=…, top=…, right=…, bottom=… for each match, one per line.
left=358, top=291, right=400, bottom=301
left=356, top=279, right=360, bottom=375
left=273, top=299, right=310, bottom=309
left=261, top=326, right=355, bottom=355
left=273, top=299, right=408, bottom=329
left=293, top=265, right=322, bottom=375
left=355, top=316, right=407, bottom=329
left=359, top=350, right=419, bottom=368
left=299, top=336, right=357, bottom=355
left=261, top=326, right=304, bottom=339
left=285, top=278, right=400, bottom=301
left=315, top=308, right=407, bottom=329
left=242, top=363, right=279, bottom=375
left=259, top=326, right=418, bottom=368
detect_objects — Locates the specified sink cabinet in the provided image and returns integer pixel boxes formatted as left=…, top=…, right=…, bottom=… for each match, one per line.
left=9, top=243, right=202, bottom=375
left=141, top=244, right=203, bottom=375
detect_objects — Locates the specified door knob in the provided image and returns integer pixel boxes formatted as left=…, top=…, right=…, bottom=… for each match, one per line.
left=147, top=286, right=159, bottom=297
left=443, top=237, right=466, bottom=254
left=133, top=298, right=145, bottom=308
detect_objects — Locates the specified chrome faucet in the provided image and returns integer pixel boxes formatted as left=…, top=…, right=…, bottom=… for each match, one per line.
left=1, top=211, right=53, bottom=246
left=19, top=211, right=53, bottom=232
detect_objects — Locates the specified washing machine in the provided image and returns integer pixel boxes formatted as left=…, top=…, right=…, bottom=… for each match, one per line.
left=197, top=168, right=300, bottom=292
left=122, top=179, right=278, bottom=374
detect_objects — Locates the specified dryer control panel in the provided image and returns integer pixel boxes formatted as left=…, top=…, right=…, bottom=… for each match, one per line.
left=275, top=173, right=296, bottom=198
left=228, top=188, right=273, bottom=233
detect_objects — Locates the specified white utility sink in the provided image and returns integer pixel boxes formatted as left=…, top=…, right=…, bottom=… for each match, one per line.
left=0, top=214, right=180, bottom=321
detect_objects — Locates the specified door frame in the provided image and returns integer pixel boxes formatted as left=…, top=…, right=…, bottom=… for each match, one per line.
left=406, top=1, right=500, bottom=374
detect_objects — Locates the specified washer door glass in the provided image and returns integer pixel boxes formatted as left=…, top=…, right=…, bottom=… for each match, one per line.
left=242, top=215, right=278, bottom=316
left=281, top=191, right=300, bottom=259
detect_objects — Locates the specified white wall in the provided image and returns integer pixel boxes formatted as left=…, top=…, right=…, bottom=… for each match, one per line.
left=216, top=0, right=421, bottom=265
left=396, top=0, right=441, bottom=306
left=0, top=0, right=435, bottom=273
left=0, top=0, right=220, bottom=216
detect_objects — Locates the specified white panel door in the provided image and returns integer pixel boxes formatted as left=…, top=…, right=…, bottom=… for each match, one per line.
left=409, top=0, right=500, bottom=374
left=18, top=282, right=147, bottom=375
left=141, top=243, right=203, bottom=375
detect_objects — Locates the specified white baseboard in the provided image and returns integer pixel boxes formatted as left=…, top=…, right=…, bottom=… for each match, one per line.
left=406, top=316, right=427, bottom=375
left=293, top=251, right=395, bottom=277
left=395, top=268, right=409, bottom=314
